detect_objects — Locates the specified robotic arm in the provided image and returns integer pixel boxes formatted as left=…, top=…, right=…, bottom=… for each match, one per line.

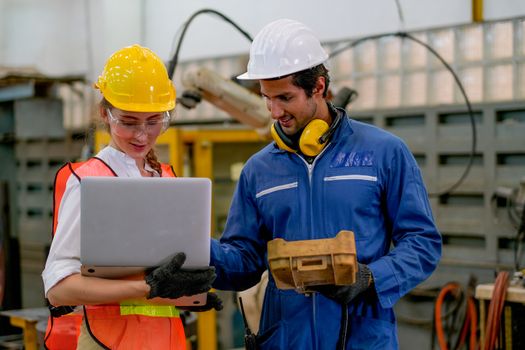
left=180, top=66, right=358, bottom=137
left=181, top=67, right=272, bottom=135
left=494, top=177, right=525, bottom=220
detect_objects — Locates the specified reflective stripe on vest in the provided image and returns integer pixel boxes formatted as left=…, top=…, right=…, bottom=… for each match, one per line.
left=120, top=303, right=180, bottom=317
left=85, top=303, right=180, bottom=318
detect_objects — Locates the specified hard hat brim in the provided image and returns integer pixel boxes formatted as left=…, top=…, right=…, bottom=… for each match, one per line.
left=236, top=58, right=328, bottom=81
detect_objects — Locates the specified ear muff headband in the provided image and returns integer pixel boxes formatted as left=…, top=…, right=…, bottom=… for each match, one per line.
left=319, top=108, right=342, bottom=144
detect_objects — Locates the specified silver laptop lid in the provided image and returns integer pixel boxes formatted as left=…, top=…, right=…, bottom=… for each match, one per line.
left=80, top=177, right=211, bottom=269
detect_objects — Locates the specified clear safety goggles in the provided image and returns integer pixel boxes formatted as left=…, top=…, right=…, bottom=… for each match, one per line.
left=107, top=108, right=171, bottom=135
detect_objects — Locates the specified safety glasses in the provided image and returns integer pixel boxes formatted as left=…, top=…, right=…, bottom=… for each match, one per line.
left=106, top=108, right=171, bottom=135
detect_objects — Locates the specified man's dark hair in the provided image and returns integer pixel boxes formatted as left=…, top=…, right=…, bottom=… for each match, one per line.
left=291, top=64, right=330, bottom=98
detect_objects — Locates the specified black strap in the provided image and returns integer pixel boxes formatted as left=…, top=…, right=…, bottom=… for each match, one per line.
left=337, top=303, right=349, bottom=350
left=238, top=297, right=258, bottom=350
left=44, top=301, right=76, bottom=349
left=83, top=306, right=111, bottom=350
left=43, top=314, right=53, bottom=350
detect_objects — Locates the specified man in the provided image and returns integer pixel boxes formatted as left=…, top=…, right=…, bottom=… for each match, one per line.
left=211, top=19, right=441, bottom=349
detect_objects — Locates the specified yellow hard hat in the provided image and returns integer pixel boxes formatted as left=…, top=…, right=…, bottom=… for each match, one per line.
left=95, top=44, right=176, bottom=112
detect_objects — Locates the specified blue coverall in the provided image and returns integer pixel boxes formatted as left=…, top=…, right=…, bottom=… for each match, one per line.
left=211, top=109, right=442, bottom=349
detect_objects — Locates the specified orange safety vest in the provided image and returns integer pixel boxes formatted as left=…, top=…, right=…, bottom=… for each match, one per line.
left=44, top=157, right=186, bottom=350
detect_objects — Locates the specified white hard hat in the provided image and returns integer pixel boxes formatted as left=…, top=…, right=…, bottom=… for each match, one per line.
left=237, top=19, right=329, bottom=80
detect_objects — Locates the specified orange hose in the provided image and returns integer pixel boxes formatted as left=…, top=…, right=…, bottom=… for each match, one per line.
left=484, top=271, right=509, bottom=350
left=467, top=297, right=478, bottom=350
left=435, top=282, right=461, bottom=350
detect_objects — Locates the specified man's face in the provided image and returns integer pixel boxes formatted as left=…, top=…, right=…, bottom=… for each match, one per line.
left=260, top=76, right=320, bottom=136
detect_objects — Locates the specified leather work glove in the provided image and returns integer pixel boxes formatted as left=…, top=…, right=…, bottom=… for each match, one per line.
left=178, top=292, right=224, bottom=312
left=145, top=252, right=216, bottom=299
left=311, top=263, right=373, bottom=305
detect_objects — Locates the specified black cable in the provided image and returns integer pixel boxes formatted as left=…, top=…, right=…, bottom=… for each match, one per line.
left=329, top=32, right=477, bottom=198
left=167, top=8, right=253, bottom=80
left=402, top=33, right=477, bottom=197
left=337, top=304, right=349, bottom=350
left=430, top=306, right=437, bottom=350
left=444, top=299, right=454, bottom=349
left=448, top=289, right=465, bottom=350
left=514, top=201, right=525, bottom=270
left=508, top=193, right=522, bottom=229
left=238, top=297, right=258, bottom=350
left=393, top=0, right=405, bottom=27
left=168, top=9, right=476, bottom=197
left=329, top=33, right=398, bottom=59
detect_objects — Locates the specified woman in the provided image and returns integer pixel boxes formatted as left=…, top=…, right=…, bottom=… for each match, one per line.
left=42, top=44, right=220, bottom=349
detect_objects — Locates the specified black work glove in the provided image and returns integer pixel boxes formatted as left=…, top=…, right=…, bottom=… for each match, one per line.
left=311, top=263, right=373, bottom=305
left=178, top=292, right=224, bottom=312
left=145, top=252, right=216, bottom=299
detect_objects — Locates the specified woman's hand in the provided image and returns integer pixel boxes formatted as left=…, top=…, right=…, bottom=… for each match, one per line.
left=145, top=252, right=216, bottom=299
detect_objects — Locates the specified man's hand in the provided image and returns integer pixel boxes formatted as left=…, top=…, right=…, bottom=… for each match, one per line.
left=145, top=252, right=216, bottom=299
left=178, top=292, right=224, bottom=312
left=311, top=263, right=372, bottom=305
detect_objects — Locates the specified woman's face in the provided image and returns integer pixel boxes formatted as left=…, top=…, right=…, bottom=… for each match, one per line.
left=102, top=107, right=167, bottom=163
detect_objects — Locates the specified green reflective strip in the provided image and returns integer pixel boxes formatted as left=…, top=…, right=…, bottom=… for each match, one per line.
left=119, top=303, right=179, bottom=318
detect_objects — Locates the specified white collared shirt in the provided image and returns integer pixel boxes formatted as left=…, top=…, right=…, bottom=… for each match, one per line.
left=42, top=146, right=158, bottom=295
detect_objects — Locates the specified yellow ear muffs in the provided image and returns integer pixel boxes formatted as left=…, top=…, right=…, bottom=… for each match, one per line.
left=271, top=111, right=340, bottom=157
left=299, top=119, right=330, bottom=157
left=271, top=122, right=297, bottom=153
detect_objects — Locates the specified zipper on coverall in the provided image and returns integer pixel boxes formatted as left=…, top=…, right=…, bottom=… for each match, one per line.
left=293, top=143, right=332, bottom=350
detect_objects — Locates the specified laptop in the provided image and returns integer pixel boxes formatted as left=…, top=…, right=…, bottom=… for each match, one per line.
left=80, top=176, right=212, bottom=306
